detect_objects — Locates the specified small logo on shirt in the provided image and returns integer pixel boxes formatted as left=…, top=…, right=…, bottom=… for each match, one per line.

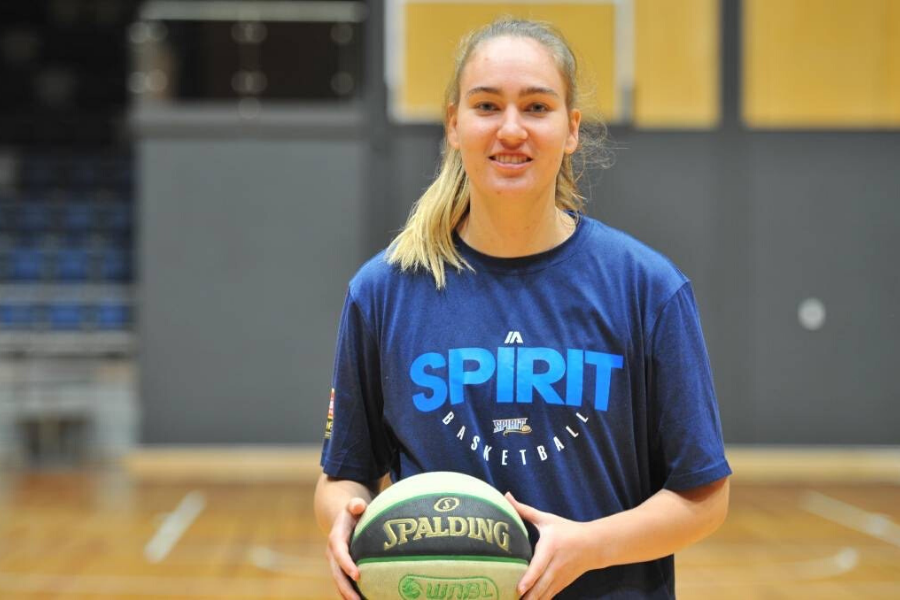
left=504, top=331, right=524, bottom=344
left=493, top=418, right=532, bottom=436
left=324, top=388, right=335, bottom=439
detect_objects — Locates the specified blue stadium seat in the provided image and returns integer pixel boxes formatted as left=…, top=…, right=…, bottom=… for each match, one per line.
left=0, top=303, right=37, bottom=330
left=104, top=204, right=132, bottom=232
left=9, top=248, right=46, bottom=281
left=48, top=302, right=86, bottom=331
left=60, top=231, right=90, bottom=247
left=56, top=248, right=91, bottom=282
left=19, top=203, right=52, bottom=232
left=15, top=233, right=46, bottom=248
left=96, top=302, right=131, bottom=330
left=100, top=249, right=131, bottom=282
left=62, top=203, right=95, bottom=231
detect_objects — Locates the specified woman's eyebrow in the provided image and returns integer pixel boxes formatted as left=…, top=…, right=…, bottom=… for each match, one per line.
left=465, top=86, right=560, bottom=98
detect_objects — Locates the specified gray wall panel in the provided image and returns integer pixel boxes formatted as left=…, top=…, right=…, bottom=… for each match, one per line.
left=139, top=138, right=366, bottom=443
left=748, top=135, right=900, bottom=444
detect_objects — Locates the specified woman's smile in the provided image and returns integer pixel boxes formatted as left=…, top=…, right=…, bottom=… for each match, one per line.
left=490, top=152, right=533, bottom=168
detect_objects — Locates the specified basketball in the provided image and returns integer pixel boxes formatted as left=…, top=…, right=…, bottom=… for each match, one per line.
left=350, top=471, right=532, bottom=600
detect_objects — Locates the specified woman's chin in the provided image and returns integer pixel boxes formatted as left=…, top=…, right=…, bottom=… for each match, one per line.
left=478, top=179, right=556, bottom=203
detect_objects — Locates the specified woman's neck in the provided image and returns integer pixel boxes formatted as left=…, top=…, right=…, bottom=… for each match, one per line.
left=457, top=198, right=576, bottom=258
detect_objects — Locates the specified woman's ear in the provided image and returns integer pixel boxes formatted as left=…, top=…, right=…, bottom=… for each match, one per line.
left=447, top=103, right=460, bottom=150
left=565, top=108, right=582, bottom=155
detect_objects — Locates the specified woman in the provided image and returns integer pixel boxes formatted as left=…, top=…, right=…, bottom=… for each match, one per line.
left=315, top=19, right=731, bottom=599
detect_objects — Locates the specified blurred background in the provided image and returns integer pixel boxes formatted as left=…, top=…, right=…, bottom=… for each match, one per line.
left=0, top=1, right=897, bottom=598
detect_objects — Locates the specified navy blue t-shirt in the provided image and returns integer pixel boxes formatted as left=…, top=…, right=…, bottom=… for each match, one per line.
left=321, top=215, right=731, bottom=598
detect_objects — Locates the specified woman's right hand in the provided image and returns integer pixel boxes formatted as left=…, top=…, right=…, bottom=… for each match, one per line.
left=326, top=497, right=369, bottom=600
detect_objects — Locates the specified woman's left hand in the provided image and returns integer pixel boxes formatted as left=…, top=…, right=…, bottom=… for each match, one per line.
left=505, top=492, right=598, bottom=600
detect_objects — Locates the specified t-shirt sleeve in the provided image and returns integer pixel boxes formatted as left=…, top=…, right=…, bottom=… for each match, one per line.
left=319, top=288, right=394, bottom=483
left=647, top=282, right=732, bottom=491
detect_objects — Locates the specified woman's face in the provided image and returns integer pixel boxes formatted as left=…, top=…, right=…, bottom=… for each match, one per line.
left=447, top=36, right=581, bottom=207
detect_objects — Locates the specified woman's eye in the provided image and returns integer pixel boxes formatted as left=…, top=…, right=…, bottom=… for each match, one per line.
left=475, top=102, right=497, bottom=111
left=528, top=103, right=549, bottom=113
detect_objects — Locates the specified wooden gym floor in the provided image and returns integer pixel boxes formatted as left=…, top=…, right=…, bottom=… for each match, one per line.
left=1, top=448, right=899, bottom=599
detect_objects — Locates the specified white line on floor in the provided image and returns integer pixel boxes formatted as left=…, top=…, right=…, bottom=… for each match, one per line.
left=249, top=546, right=332, bottom=576
left=801, top=491, right=900, bottom=548
left=144, top=491, right=206, bottom=563
left=678, top=546, right=859, bottom=583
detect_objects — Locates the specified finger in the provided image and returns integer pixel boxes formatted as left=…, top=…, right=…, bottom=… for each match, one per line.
left=330, top=499, right=368, bottom=581
left=347, top=497, right=368, bottom=517
left=327, top=548, right=361, bottom=600
left=505, top=492, right=544, bottom=525
left=331, top=540, right=360, bottom=581
left=517, top=541, right=553, bottom=597
left=329, top=522, right=360, bottom=582
left=329, top=534, right=358, bottom=581
left=521, top=566, right=555, bottom=600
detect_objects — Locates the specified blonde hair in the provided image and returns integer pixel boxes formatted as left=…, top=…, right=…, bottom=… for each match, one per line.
left=387, top=18, right=608, bottom=289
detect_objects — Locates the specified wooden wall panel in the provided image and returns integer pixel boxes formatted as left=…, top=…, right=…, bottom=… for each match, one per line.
left=890, top=1, right=900, bottom=120
left=744, top=0, right=900, bottom=128
left=634, top=0, right=720, bottom=128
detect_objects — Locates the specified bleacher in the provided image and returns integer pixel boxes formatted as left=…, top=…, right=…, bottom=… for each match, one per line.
left=0, top=151, right=137, bottom=466
left=0, top=153, right=135, bottom=354
left=0, top=2, right=141, bottom=464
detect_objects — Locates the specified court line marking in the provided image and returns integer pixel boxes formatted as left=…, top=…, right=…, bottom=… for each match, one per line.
left=801, top=491, right=900, bottom=548
left=249, top=546, right=336, bottom=576
left=144, top=490, right=206, bottom=563
left=677, top=546, right=859, bottom=583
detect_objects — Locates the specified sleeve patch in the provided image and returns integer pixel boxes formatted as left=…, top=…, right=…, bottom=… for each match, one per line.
left=324, top=388, right=335, bottom=439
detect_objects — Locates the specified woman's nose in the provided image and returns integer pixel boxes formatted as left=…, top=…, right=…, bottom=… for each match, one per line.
left=497, top=107, right=527, bottom=142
